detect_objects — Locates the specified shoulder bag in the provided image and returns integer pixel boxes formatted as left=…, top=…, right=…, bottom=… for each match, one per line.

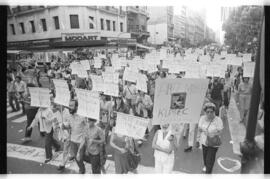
left=205, top=119, right=222, bottom=147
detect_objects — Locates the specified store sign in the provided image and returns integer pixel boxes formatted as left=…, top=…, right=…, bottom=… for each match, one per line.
left=62, top=32, right=100, bottom=42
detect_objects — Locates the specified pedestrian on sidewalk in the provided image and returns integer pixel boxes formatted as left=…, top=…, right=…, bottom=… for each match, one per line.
left=77, top=118, right=105, bottom=174
left=7, top=77, right=20, bottom=112
left=21, top=83, right=39, bottom=143
left=198, top=103, right=223, bottom=174
left=238, top=77, right=252, bottom=124
left=208, top=77, right=224, bottom=116
left=152, top=123, right=178, bottom=173
left=62, top=100, right=87, bottom=174
left=27, top=106, right=61, bottom=163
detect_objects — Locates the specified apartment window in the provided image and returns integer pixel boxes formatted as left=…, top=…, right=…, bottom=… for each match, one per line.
left=10, top=24, right=16, bottom=35
left=41, top=19, right=47, bottom=31
left=113, top=21, right=116, bottom=31
left=19, top=22, right=25, bottom=34
left=89, top=16, right=94, bottom=29
left=70, top=15, right=79, bottom=29
left=30, top=20, right=35, bottom=33
left=120, top=22, right=123, bottom=32
left=100, top=18, right=104, bottom=30
left=53, top=16, right=60, bottom=29
left=106, top=20, right=110, bottom=31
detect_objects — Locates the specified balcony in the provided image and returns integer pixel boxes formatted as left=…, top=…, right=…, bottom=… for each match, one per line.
left=126, top=6, right=149, bottom=17
left=128, top=25, right=150, bottom=36
left=99, top=6, right=119, bottom=15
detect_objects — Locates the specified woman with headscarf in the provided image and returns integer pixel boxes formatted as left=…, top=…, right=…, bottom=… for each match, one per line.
left=198, top=102, right=223, bottom=174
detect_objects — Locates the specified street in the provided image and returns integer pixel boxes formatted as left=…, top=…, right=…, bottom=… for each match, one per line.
left=7, top=97, right=241, bottom=174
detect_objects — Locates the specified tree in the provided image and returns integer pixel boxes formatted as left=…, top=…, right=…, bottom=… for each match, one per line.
left=222, top=6, right=263, bottom=52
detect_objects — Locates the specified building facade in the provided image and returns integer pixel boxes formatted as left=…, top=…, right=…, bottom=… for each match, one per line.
left=126, top=6, right=150, bottom=44
left=147, top=6, right=174, bottom=45
left=173, top=6, right=186, bottom=42
left=7, top=6, right=131, bottom=50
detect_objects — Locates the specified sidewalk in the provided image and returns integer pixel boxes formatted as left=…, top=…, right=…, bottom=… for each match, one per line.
left=227, top=93, right=246, bottom=156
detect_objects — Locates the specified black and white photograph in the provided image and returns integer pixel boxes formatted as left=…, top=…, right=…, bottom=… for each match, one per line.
left=2, top=0, right=266, bottom=175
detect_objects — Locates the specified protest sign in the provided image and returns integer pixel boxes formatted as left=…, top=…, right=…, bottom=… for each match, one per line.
left=80, top=60, right=91, bottom=71
left=114, top=112, right=149, bottom=139
left=123, top=68, right=138, bottom=83
left=184, top=63, right=203, bottom=78
left=242, top=53, right=252, bottom=62
left=136, top=74, right=148, bottom=93
left=90, top=74, right=104, bottom=92
left=102, top=72, right=119, bottom=84
left=105, top=66, right=115, bottom=73
left=243, top=62, right=255, bottom=77
left=103, top=82, right=119, bottom=97
left=227, top=57, right=242, bottom=66
left=76, top=88, right=100, bottom=120
left=29, top=87, right=51, bottom=108
left=152, top=78, right=208, bottom=125
left=94, top=57, right=102, bottom=68
left=53, top=79, right=70, bottom=106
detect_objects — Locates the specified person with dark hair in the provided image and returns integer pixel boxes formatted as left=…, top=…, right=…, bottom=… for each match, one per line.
left=198, top=102, right=223, bottom=174
left=208, top=77, right=224, bottom=116
left=77, top=118, right=105, bottom=174
left=62, top=100, right=87, bottom=173
left=7, top=77, right=20, bottom=112
left=14, top=76, right=27, bottom=114
left=21, top=83, right=39, bottom=142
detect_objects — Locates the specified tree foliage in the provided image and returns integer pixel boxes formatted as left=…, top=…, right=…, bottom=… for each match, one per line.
left=222, top=6, right=263, bottom=52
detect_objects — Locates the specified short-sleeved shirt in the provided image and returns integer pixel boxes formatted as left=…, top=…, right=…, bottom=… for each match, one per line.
left=84, top=125, right=105, bottom=155
left=67, top=114, right=87, bottom=143
left=123, top=85, right=137, bottom=99
left=198, top=115, right=223, bottom=147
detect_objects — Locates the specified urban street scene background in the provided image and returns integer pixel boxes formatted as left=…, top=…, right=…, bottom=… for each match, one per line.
left=6, top=4, right=264, bottom=174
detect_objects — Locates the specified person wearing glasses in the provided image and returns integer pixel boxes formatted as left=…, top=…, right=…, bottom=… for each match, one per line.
left=198, top=102, right=223, bottom=174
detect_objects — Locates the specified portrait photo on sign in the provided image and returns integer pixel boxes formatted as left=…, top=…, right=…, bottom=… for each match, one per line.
left=170, top=92, right=187, bottom=110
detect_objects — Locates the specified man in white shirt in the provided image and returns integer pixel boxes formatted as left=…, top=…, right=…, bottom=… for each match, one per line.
left=123, top=81, right=137, bottom=106
left=27, top=106, right=61, bottom=163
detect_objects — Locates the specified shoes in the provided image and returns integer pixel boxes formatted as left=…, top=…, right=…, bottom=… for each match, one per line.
left=21, top=137, right=32, bottom=143
left=202, top=166, right=206, bottom=172
left=44, top=158, right=52, bottom=163
left=57, top=165, right=65, bottom=171
left=137, top=140, right=143, bottom=145
left=184, top=146, right=192, bottom=152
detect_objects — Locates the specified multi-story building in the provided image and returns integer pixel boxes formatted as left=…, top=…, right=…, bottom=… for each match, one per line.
left=147, top=6, right=174, bottom=45
left=126, top=6, right=150, bottom=44
left=7, top=6, right=132, bottom=50
left=173, top=7, right=186, bottom=41
left=186, top=16, right=196, bottom=45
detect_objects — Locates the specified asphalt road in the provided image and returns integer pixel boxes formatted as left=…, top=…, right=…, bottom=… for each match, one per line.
left=6, top=100, right=241, bottom=174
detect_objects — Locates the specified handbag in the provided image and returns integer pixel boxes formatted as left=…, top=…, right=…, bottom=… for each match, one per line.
left=127, top=139, right=141, bottom=170
left=205, top=119, right=222, bottom=147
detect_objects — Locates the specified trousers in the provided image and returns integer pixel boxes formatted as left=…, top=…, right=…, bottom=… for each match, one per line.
left=44, top=129, right=61, bottom=159
left=8, top=92, right=20, bottom=111
left=25, top=108, right=39, bottom=138
left=202, top=145, right=218, bottom=174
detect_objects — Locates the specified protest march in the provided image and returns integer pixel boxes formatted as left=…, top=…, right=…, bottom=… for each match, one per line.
left=6, top=44, right=260, bottom=174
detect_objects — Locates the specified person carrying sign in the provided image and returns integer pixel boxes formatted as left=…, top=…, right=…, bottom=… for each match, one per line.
left=27, top=106, right=61, bottom=163
left=14, top=76, right=27, bottom=114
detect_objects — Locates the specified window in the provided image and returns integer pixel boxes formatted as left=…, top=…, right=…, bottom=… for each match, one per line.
left=100, top=18, right=104, bottom=30
left=53, top=16, right=60, bottom=29
left=41, top=19, right=47, bottom=31
left=19, top=22, right=25, bottom=34
left=120, top=22, right=123, bottom=32
left=89, top=16, right=94, bottom=29
left=70, top=15, right=79, bottom=29
left=106, top=20, right=110, bottom=31
left=10, top=24, right=15, bottom=35
left=30, top=20, right=35, bottom=33
left=113, top=21, right=116, bottom=31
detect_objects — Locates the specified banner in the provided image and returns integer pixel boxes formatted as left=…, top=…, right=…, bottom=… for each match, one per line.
left=123, top=68, right=138, bottom=83
left=53, top=79, right=70, bottom=106
left=152, top=78, right=208, bottom=125
left=114, top=112, right=149, bottom=139
left=70, top=63, right=88, bottom=78
left=94, top=57, right=102, bottom=68
left=102, top=72, right=119, bottom=84
left=243, top=62, right=255, bottom=77
left=136, top=74, right=148, bottom=93
left=90, top=74, right=104, bottom=92
left=80, top=60, right=91, bottom=71
left=29, top=87, right=51, bottom=107
left=227, top=57, right=242, bottom=66
left=103, top=82, right=119, bottom=97
left=242, top=53, right=252, bottom=62
left=76, top=88, right=100, bottom=120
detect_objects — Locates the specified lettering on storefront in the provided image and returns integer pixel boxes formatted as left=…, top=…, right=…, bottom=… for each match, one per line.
left=62, top=33, right=100, bottom=42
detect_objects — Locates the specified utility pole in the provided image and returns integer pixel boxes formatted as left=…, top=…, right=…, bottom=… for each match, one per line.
left=240, top=12, right=264, bottom=174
